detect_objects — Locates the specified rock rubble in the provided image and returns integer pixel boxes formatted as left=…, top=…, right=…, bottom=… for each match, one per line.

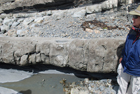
left=0, top=0, right=128, bottom=13
left=0, top=4, right=133, bottom=39
left=61, top=78, right=118, bottom=94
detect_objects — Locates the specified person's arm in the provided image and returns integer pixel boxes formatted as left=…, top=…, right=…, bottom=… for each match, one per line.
left=119, top=57, right=123, bottom=63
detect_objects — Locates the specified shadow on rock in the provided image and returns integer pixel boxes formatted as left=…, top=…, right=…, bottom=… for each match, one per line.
left=19, top=89, right=32, bottom=94
left=0, top=62, right=117, bottom=81
left=116, top=42, right=125, bottom=69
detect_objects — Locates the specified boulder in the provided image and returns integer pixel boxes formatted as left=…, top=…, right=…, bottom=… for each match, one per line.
left=72, top=9, right=86, bottom=18
left=0, top=37, right=125, bottom=73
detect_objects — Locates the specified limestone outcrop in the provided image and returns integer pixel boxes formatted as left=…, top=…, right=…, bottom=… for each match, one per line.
left=0, top=37, right=125, bottom=73
left=0, top=0, right=135, bottom=13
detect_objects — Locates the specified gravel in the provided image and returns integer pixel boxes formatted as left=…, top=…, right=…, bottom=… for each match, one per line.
left=0, top=7, right=133, bottom=39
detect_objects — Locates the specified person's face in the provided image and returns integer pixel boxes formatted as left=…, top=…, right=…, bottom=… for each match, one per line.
left=132, top=15, right=140, bottom=28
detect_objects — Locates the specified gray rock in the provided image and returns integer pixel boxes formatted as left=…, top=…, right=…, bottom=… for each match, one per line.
left=17, top=18, right=24, bottom=23
left=12, top=22, right=20, bottom=27
left=3, top=17, right=14, bottom=26
left=29, top=54, right=36, bottom=64
left=34, top=17, right=44, bottom=23
left=46, top=10, right=52, bottom=16
left=0, top=25, right=9, bottom=34
left=0, top=13, right=7, bottom=19
left=87, top=39, right=124, bottom=73
left=86, top=4, right=102, bottom=13
left=22, top=18, right=34, bottom=26
left=14, top=13, right=32, bottom=18
left=41, top=54, right=49, bottom=64
left=52, top=11, right=65, bottom=20
left=16, top=29, right=25, bottom=36
left=68, top=39, right=87, bottom=71
left=20, top=55, right=28, bottom=66
left=72, top=9, right=86, bottom=18
left=36, top=53, right=41, bottom=63
left=0, top=41, right=15, bottom=64
left=0, top=18, right=3, bottom=23
left=71, top=86, right=90, bottom=94
left=40, top=11, right=47, bottom=17
left=0, top=29, right=125, bottom=73
left=49, top=43, right=68, bottom=67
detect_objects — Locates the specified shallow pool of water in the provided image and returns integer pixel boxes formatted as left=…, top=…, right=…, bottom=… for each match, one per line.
left=0, top=73, right=84, bottom=94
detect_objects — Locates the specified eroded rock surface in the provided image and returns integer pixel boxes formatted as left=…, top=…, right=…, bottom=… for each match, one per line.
left=0, top=37, right=125, bottom=73
left=0, top=0, right=134, bottom=13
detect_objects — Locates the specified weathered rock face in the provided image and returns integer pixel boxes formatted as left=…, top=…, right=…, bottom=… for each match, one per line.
left=0, top=0, right=136, bottom=13
left=0, top=37, right=125, bottom=73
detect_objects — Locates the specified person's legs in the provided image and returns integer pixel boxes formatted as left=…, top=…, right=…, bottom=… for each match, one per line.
left=127, top=76, right=140, bottom=94
left=126, top=77, right=132, bottom=94
left=117, top=63, right=131, bottom=94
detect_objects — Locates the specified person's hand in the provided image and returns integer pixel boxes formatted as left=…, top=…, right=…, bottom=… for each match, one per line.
left=119, top=57, right=123, bottom=63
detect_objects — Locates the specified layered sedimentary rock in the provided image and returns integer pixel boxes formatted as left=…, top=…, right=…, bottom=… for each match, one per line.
left=0, top=37, right=125, bottom=73
left=0, top=0, right=135, bottom=13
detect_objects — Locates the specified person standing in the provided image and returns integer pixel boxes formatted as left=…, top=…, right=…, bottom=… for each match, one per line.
left=117, top=5, right=140, bottom=94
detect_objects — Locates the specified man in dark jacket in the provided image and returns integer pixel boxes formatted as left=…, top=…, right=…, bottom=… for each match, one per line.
left=117, top=5, right=140, bottom=94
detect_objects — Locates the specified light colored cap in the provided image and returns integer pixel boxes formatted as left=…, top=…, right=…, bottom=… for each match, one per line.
left=129, top=5, right=140, bottom=16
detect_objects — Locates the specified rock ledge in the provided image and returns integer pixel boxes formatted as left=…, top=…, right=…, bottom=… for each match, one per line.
left=0, top=37, right=125, bottom=73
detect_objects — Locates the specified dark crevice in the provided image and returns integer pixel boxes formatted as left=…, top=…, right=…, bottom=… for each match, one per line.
left=0, top=62, right=117, bottom=80
left=102, top=62, right=104, bottom=71
left=3, top=0, right=108, bottom=14
left=3, top=2, right=75, bottom=14
left=74, top=0, right=106, bottom=7
left=102, top=45, right=107, bottom=50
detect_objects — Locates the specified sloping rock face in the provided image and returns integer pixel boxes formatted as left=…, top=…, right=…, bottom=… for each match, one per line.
left=0, top=0, right=134, bottom=13
left=0, top=37, right=125, bottom=73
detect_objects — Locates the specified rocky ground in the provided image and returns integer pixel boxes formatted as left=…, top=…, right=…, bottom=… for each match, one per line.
left=61, top=78, right=118, bottom=94
left=0, top=4, right=133, bottom=39
left=0, top=4, right=135, bottom=94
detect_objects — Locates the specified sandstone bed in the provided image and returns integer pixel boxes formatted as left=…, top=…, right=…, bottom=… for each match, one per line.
left=0, top=37, right=125, bottom=73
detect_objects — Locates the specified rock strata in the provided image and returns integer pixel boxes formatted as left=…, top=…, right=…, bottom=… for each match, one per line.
left=0, top=0, right=132, bottom=13
left=0, top=37, right=125, bottom=73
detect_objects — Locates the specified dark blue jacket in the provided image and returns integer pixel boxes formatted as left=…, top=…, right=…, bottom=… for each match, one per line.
left=122, top=29, right=140, bottom=76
